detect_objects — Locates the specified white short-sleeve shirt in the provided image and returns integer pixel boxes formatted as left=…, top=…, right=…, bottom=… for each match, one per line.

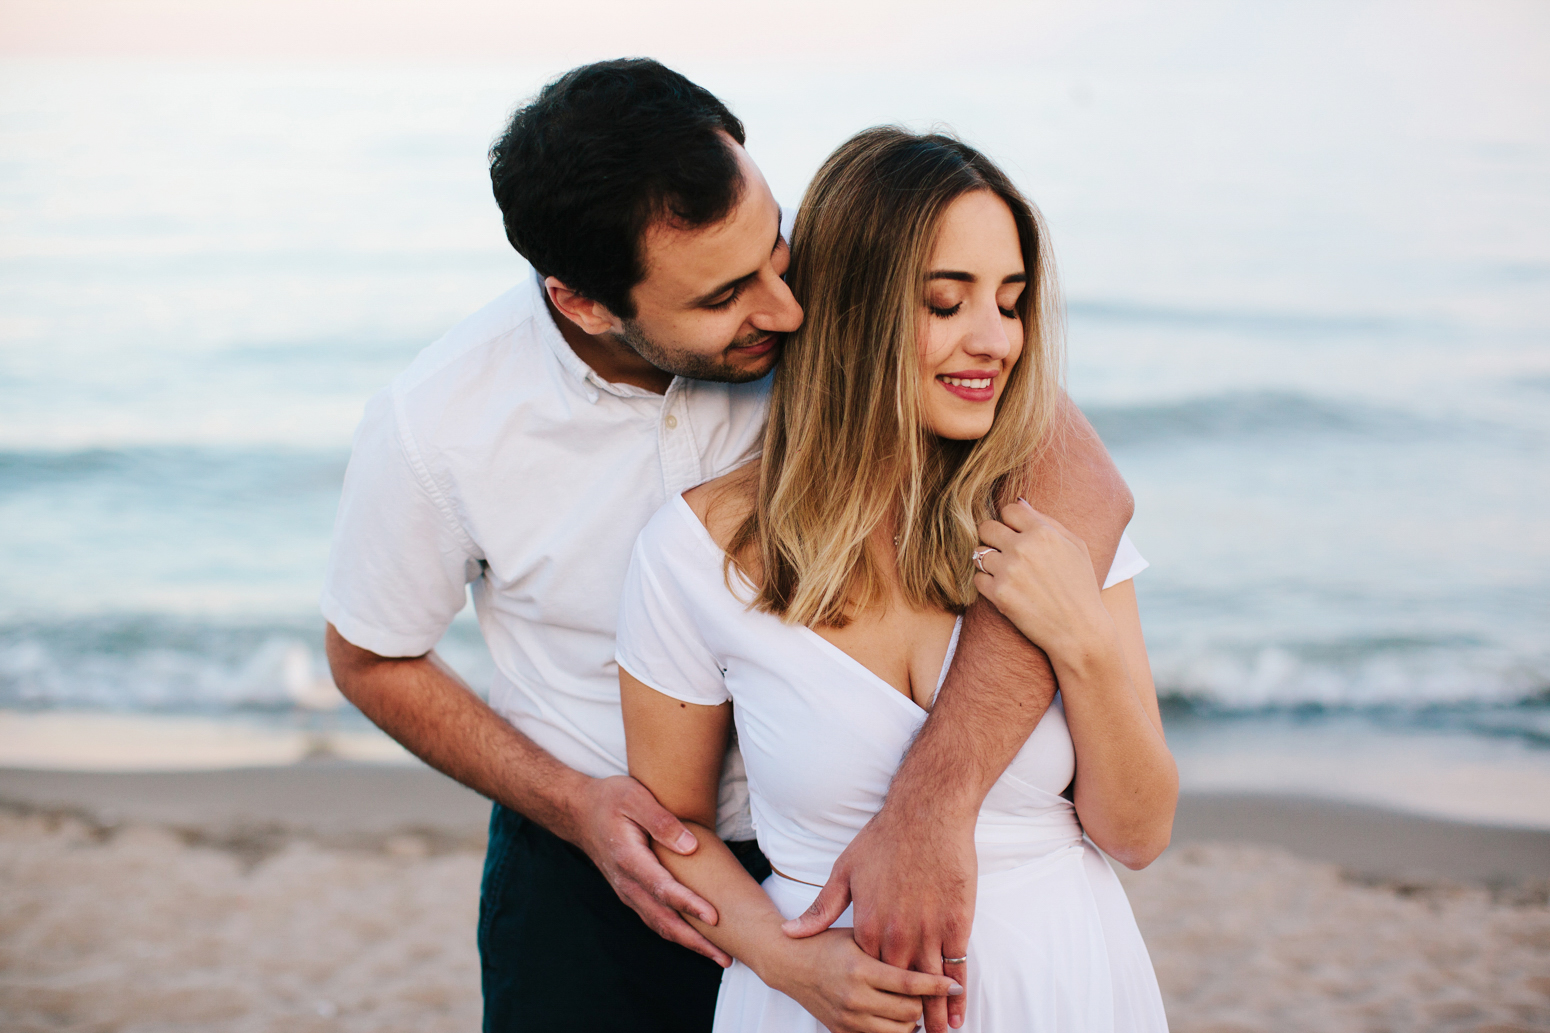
left=322, top=273, right=771, bottom=783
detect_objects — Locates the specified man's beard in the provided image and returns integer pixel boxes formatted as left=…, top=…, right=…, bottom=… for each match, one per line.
left=615, top=320, right=777, bottom=384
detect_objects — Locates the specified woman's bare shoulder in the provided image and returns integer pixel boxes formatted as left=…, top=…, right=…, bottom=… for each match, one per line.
left=682, top=460, right=759, bottom=551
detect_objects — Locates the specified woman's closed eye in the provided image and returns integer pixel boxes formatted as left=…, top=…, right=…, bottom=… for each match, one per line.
left=927, top=300, right=1020, bottom=319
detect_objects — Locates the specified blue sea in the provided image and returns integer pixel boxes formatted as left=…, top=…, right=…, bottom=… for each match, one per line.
left=2, top=7, right=1548, bottom=821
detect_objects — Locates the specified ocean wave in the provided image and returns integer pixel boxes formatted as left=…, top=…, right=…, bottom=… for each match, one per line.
left=1082, top=390, right=1458, bottom=448
left=1065, top=299, right=1442, bottom=339
left=0, top=617, right=493, bottom=713
left=0, top=446, right=348, bottom=499
left=3, top=617, right=1546, bottom=742
left=1152, top=638, right=1550, bottom=715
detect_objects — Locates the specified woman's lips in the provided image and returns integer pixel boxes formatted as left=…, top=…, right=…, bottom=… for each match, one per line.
left=936, top=371, right=997, bottom=402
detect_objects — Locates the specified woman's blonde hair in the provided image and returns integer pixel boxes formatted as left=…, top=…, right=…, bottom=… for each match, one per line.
left=727, top=126, right=1063, bottom=627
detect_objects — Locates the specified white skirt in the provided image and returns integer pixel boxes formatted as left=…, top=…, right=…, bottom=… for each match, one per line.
left=713, top=839, right=1168, bottom=1033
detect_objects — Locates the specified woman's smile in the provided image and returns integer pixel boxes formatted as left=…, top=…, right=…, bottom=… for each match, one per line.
left=936, top=370, right=999, bottom=402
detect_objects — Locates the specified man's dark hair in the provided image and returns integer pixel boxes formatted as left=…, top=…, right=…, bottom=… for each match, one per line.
left=490, top=59, right=747, bottom=319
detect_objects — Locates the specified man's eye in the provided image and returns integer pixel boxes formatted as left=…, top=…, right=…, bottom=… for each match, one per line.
left=929, top=302, right=962, bottom=318
left=706, top=284, right=744, bottom=310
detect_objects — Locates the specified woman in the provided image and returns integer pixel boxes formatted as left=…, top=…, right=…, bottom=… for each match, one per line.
left=615, top=127, right=1175, bottom=1032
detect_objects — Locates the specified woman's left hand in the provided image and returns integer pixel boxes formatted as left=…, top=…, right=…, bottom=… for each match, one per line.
left=973, top=499, right=1114, bottom=663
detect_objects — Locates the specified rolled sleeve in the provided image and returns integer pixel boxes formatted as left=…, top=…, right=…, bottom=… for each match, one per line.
left=321, top=388, right=479, bottom=657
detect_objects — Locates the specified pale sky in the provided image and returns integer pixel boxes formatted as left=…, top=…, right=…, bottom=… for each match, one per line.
left=5, top=0, right=1545, bottom=108
left=0, top=0, right=1099, bottom=61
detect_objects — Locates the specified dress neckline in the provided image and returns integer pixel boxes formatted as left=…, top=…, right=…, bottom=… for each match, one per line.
left=670, top=493, right=960, bottom=717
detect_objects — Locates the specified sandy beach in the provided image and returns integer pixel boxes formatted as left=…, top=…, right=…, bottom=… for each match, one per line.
left=1, top=763, right=1546, bottom=1033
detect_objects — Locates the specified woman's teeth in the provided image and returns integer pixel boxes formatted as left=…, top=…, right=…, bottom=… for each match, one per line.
left=939, top=376, right=992, bottom=389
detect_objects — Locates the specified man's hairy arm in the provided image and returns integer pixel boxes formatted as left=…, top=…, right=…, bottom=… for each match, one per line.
left=903, top=396, right=1134, bottom=809
left=324, top=625, right=732, bottom=965
left=784, top=395, right=1132, bottom=1032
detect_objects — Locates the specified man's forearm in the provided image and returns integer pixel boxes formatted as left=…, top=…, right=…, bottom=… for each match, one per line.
left=886, top=601, right=1059, bottom=819
left=885, top=393, right=1132, bottom=817
left=324, top=624, right=591, bottom=843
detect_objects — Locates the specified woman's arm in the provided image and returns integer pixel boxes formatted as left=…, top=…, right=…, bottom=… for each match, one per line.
left=973, top=502, right=1177, bottom=869
left=1059, top=579, right=1176, bottom=867
left=620, top=668, right=960, bottom=1033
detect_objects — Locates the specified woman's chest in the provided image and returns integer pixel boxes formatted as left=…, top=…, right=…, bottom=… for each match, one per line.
left=811, top=603, right=959, bottom=708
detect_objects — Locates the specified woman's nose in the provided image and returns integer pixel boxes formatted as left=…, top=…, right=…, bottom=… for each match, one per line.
left=962, top=300, right=1013, bottom=360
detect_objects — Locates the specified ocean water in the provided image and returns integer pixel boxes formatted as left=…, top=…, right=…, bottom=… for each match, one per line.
left=2, top=6, right=1548, bottom=812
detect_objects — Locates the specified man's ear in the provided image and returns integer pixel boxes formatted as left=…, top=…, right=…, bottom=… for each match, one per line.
left=545, top=276, right=624, bottom=336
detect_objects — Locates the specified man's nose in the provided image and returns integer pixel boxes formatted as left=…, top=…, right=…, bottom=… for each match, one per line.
left=751, top=274, right=804, bottom=334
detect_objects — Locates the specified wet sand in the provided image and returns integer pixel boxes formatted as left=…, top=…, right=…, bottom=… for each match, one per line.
left=2, top=764, right=1547, bottom=1032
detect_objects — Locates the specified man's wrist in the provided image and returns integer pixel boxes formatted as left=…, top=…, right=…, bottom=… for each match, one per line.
left=539, top=769, right=601, bottom=848
left=880, top=775, right=982, bottom=828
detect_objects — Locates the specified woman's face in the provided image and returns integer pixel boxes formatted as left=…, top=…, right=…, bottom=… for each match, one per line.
left=917, top=189, right=1027, bottom=441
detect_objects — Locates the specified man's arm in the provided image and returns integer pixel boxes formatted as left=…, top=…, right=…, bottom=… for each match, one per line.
left=783, top=394, right=1132, bottom=1033
left=324, top=625, right=731, bottom=965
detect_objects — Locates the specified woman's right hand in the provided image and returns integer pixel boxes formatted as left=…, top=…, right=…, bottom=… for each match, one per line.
left=973, top=499, right=1115, bottom=665
left=760, top=927, right=963, bottom=1033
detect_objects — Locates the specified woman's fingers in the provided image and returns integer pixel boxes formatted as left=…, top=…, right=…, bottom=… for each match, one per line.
left=976, top=518, right=1019, bottom=552
left=977, top=508, right=1087, bottom=569
left=859, top=1015, right=927, bottom=1033
left=856, top=955, right=958, bottom=1031
left=1006, top=497, right=1085, bottom=547
left=868, top=960, right=961, bottom=999
left=852, top=1015, right=925, bottom=1033
left=998, top=496, right=1041, bottom=531
left=851, top=986, right=926, bottom=1026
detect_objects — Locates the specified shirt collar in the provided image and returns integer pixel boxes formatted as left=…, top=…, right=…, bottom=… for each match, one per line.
left=529, top=272, right=675, bottom=404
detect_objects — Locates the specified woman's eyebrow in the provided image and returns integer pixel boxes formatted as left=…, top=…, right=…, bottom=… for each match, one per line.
left=926, top=271, right=1029, bottom=284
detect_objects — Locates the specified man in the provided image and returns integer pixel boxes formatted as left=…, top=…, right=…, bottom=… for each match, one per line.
left=323, top=59, right=1133, bottom=1033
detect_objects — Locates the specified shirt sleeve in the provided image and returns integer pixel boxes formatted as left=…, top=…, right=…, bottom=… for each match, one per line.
left=1102, top=531, right=1149, bottom=589
left=320, top=387, right=481, bottom=657
left=615, top=508, right=730, bottom=706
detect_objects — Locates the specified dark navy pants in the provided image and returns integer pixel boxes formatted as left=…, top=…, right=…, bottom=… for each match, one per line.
left=479, top=803, right=771, bottom=1032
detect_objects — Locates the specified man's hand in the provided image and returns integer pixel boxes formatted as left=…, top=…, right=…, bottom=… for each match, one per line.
left=782, top=804, right=977, bottom=1032
left=572, top=774, right=732, bottom=966
left=324, top=630, right=734, bottom=964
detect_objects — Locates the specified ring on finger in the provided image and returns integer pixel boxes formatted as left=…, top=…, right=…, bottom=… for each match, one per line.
left=972, top=547, right=997, bottom=574
left=942, top=954, right=968, bottom=964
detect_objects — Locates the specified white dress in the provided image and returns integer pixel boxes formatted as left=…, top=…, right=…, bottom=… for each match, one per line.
left=615, top=495, right=1169, bottom=1033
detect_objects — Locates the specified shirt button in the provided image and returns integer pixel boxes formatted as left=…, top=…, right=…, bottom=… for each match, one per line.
left=665, top=414, right=679, bottom=429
